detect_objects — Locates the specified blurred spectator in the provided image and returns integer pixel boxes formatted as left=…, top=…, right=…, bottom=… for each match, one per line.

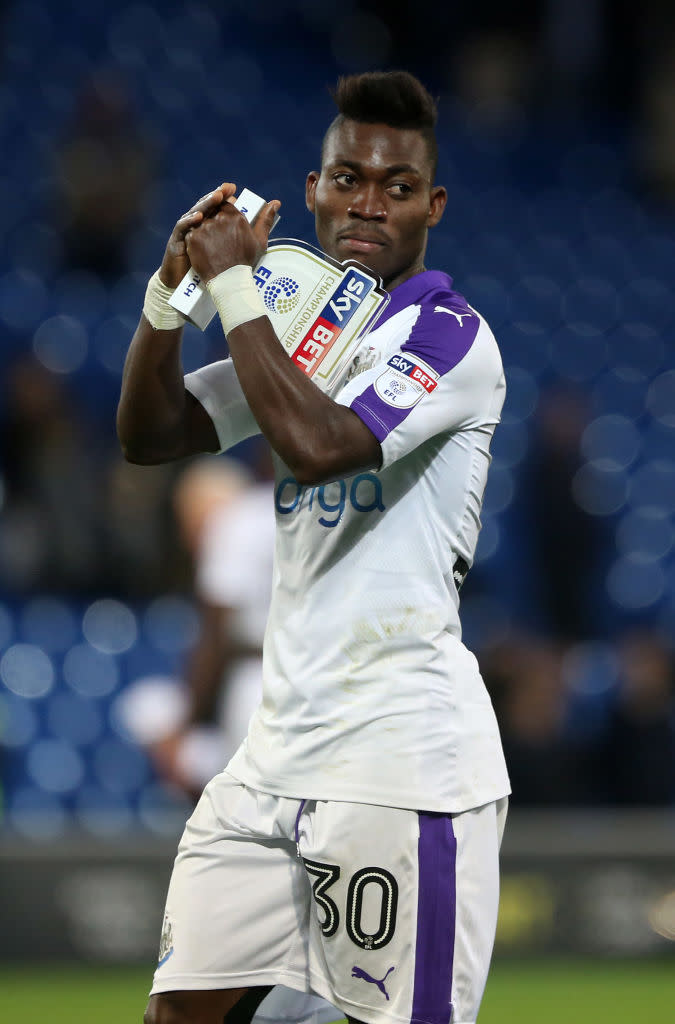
left=53, top=68, right=156, bottom=280
left=118, top=446, right=342, bottom=1023
left=483, top=634, right=593, bottom=805
left=0, top=355, right=107, bottom=594
left=119, top=449, right=273, bottom=798
left=185, top=441, right=275, bottom=760
left=453, top=28, right=536, bottom=132
left=592, top=629, right=675, bottom=805
left=517, top=385, right=608, bottom=641
left=636, top=32, right=675, bottom=204
left=0, top=0, right=673, bottom=828
left=100, top=454, right=186, bottom=598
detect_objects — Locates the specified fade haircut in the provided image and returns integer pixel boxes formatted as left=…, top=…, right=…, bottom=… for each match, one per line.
left=322, top=70, right=439, bottom=179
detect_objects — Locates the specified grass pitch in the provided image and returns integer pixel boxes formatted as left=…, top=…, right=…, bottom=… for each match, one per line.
left=1, top=958, right=673, bottom=1023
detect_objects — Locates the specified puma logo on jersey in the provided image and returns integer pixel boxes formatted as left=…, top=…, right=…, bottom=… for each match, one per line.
left=352, top=965, right=395, bottom=1000
left=434, top=305, right=474, bottom=326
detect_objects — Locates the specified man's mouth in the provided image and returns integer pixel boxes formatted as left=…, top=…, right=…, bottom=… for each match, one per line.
left=337, top=235, right=387, bottom=254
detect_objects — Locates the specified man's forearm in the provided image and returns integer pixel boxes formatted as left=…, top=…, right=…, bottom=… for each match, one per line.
left=117, top=183, right=237, bottom=464
left=225, top=315, right=379, bottom=485
left=184, top=603, right=233, bottom=725
left=117, top=315, right=189, bottom=463
left=179, top=200, right=381, bottom=482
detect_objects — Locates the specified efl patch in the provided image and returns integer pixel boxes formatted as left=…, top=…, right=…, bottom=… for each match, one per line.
left=374, top=353, right=439, bottom=408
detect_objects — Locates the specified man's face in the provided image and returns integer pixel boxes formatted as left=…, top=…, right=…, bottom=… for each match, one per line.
left=305, top=119, right=446, bottom=291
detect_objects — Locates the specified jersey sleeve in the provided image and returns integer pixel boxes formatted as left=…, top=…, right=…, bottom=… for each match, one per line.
left=184, top=358, right=260, bottom=453
left=335, top=301, right=505, bottom=470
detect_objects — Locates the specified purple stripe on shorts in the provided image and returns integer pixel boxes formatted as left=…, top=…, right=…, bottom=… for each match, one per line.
left=411, top=812, right=457, bottom=1024
left=294, top=799, right=307, bottom=846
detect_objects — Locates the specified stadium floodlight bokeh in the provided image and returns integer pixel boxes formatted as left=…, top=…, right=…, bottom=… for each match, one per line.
left=0, top=0, right=673, bottom=981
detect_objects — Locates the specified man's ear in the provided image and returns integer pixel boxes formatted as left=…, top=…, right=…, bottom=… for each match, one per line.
left=306, top=171, right=319, bottom=214
left=427, top=185, right=447, bottom=228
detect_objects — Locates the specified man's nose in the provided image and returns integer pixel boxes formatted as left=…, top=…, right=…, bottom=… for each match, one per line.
left=348, top=184, right=386, bottom=220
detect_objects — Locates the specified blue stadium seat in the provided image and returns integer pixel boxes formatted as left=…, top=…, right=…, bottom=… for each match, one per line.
left=606, top=555, right=667, bottom=612
left=33, top=314, right=89, bottom=375
left=580, top=414, right=642, bottom=471
left=571, top=462, right=629, bottom=517
left=7, top=786, right=68, bottom=840
left=46, top=691, right=105, bottom=747
left=26, top=736, right=86, bottom=794
left=500, top=366, right=540, bottom=422
left=75, top=784, right=135, bottom=836
left=142, top=595, right=199, bottom=655
left=82, top=598, right=138, bottom=655
left=627, top=460, right=675, bottom=510
left=92, top=736, right=150, bottom=796
left=0, top=642, right=55, bottom=699
left=137, top=780, right=193, bottom=837
left=0, top=691, right=39, bottom=750
left=62, top=643, right=120, bottom=699
left=616, top=508, right=674, bottom=563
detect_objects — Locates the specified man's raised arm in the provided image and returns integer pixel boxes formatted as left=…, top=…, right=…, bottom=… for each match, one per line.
left=116, top=184, right=236, bottom=464
left=185, top=203, right=382, bottom=486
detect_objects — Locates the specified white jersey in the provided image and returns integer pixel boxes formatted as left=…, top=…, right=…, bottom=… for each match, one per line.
left=192, top=482, right=274, bottom=763
left=185, top=269, right=511, bottom=813
left=197, top=483, right=274, bottom=648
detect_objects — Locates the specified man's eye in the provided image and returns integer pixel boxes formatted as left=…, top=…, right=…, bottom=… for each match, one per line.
left=388, top=183, right=413, bottom=196
left=334, top=173, right=356, bottom=186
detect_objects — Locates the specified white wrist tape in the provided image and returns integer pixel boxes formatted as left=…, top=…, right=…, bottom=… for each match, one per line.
left=143, top=270, right=187, bottom=331
left=206, top=265, right=266, bottom=336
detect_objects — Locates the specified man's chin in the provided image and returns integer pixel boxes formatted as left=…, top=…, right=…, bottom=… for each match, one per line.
left=332, top=239, right=387, bottom=277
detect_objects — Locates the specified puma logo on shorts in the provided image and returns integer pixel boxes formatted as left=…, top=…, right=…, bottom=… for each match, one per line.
left=351, top=965, right=395, bottom=1000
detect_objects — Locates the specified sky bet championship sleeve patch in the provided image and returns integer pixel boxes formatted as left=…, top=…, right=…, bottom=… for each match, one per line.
left=374, top=352, right=439, bottom=409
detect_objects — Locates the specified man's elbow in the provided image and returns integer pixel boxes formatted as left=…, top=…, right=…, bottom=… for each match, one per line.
left=290, top=449, right=347, bottom=487
left=293, top=464, right=323, bottom=487
left=116, top=406, right=167, bottom=464
left=116, top=423, right=172, bottom=466
left=287, top=422, right=381, bottom=487
left=119, top=441, right=162, bottom=465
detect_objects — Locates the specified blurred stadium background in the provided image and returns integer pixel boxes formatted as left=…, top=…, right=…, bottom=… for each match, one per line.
left=0, top=0, right=673, bottom=1020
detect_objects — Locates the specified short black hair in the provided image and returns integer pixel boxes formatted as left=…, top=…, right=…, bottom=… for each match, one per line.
left=322, top=70, right=439, bottom=179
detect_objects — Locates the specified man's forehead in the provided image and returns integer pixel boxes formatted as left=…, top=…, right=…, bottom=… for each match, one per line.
left=322, top=119, right=431, bottom=175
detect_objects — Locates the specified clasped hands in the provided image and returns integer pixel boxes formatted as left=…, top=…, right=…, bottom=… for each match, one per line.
left=159, top=182, right=281, bottom=290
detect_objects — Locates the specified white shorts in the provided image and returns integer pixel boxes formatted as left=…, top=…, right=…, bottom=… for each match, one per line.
left=255, top=986, right=343, bottom=1024
left=151, top=772, right=507, bottom=1024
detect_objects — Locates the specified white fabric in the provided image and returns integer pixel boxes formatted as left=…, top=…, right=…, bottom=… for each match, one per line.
left=197, top=484, right=274, bottom=648
left=151, top=772, right=506, bottom=1024
left=194, top=483, right=275, bottom=764
left=186, top=270, right=510, bottom=814
left=207, top=264, right=267, bottom=335
left=185, top=358, right=259, bottom=449
left=143, top=269, right=187, bottom=331
left=256, top=988, right=343, bottom=1024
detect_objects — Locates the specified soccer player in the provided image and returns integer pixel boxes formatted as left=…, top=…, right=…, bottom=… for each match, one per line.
left=118, top=70, right=511, bottom=1024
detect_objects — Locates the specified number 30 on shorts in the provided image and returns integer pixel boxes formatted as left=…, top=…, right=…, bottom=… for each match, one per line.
left=303, top=859, right=399, bottom=950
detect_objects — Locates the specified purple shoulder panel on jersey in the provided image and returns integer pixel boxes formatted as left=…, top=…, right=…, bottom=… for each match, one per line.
left=349, top=270, right=481, bottom=443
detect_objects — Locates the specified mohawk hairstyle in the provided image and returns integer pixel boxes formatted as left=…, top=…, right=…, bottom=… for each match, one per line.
left=323, top=70, right=439, bottom=177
